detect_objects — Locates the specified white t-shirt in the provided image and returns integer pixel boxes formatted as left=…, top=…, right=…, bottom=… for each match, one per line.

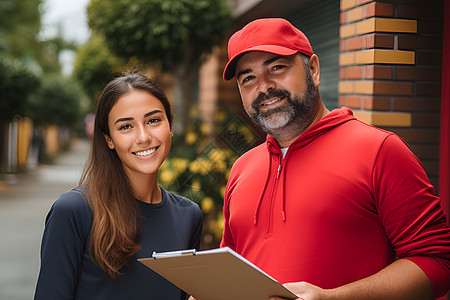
left=281, top=147, right=289, bottom=158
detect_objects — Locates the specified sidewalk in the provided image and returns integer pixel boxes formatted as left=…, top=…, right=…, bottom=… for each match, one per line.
left=0, top=138, right=90, bottom=300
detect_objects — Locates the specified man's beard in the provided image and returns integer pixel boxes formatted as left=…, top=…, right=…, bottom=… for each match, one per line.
left=245, top=71, right=319, bottom=140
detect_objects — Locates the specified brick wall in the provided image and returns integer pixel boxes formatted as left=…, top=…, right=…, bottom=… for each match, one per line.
left=216, top=39, right=244, bottom=113
left=339, top=0, right=444, bottom=190
left=199, top=39, right=266, bottom=144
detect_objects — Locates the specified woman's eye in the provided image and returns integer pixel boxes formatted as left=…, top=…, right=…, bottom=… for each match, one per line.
left=148, top=118, right=160, bottom=124
left=119, top=124, right=131, bottom=130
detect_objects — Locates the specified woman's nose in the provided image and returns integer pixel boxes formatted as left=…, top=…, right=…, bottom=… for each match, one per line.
left=136, top=126, right=151, bottom=144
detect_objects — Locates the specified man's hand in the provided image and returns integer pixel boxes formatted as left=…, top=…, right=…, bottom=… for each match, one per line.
left=270, top=281, right=328, bottom=300
left=270, top=259, right=432, bottom=300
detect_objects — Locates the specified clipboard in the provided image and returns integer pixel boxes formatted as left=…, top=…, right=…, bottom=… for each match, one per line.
left=138, top=247, right=297, bottom=300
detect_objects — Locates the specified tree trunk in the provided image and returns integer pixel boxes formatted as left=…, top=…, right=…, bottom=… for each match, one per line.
left=172, top=64, right=194, bottom=136
left=0, top=123, right=7, bottom=173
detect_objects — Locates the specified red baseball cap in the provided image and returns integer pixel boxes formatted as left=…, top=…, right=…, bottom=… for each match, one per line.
left=223, top=18, right=313, bottom=81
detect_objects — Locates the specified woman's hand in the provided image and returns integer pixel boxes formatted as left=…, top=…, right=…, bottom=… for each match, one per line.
left=270, top=281, right=329, bottom=300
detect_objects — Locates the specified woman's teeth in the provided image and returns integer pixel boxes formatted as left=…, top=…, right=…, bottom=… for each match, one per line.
left=135, top=148, right=156, bottom=156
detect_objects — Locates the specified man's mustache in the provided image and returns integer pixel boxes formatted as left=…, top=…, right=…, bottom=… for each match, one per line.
left=252, top=89, right=291, bottom=111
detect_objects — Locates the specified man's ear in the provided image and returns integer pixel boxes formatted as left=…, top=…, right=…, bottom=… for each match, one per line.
left=104, top=134, right=115, bottom=149
left=309, top=54, right=320, bottom=87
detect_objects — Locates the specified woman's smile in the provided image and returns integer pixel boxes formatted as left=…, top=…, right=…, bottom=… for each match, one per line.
left=133, top=147, right=158, bottom=157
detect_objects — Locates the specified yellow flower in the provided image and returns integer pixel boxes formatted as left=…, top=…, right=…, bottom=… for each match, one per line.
left=189, top=158, right=211, bottom=175
left=208, top=148, right=225, bottom=162
left=224, top=148, right=235, bottom=158
left=239, top=125, right=255, bottom=143
left=200, top=123, right=211, bottom=135
left=214, top=213, right=225, bottom=239
left=201, top=159, right=212, bottom=175
left=185, top=132, right=197, bottom=145
left=191, top=179, right=201, bottom=191
left=215, top=111, right=226, bottom=122
left=212, top=160, right=227, bottom=173
left=201, top=197, right=214, bottom=213
left=188, top=161, right=199, bottom=173
left=209, top=149, right=230, bottom=172
left=172, top=158, right=188, bottom=175
left=159, top=169, right=175, bottom=184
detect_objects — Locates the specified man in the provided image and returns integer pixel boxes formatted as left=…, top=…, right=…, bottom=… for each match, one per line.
left=220, top=18, right=450, bottom=300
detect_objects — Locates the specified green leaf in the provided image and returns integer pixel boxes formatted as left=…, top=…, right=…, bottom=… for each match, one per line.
left=87, top=0, right=230, bottom=72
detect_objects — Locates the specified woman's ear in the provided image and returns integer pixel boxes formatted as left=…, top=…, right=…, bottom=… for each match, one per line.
left=104, top=134, right=115, bottom=149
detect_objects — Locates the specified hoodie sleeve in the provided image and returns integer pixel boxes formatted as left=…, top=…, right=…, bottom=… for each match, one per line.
left=34, top=189, right=91, bottom=300
left=373, top=134, right=450, bottom=298
left=220, top=180, right=235, bottom=250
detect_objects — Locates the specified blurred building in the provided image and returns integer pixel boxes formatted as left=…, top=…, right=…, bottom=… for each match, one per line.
left=198, top=0, right=449, bottom=221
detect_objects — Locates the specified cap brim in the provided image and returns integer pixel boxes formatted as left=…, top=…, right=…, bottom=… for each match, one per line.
left=223, top=45, right=298, bottom=81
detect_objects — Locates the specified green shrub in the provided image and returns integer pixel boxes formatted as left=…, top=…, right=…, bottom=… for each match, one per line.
left=159, top=106, right=262, bottom=248
left=0, top=56, right=40, bottom=122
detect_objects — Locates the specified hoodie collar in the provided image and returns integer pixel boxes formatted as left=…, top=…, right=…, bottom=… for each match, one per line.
left=266, top=107, right=356, bottom=153
left=256, top=107, right=356, bottom=225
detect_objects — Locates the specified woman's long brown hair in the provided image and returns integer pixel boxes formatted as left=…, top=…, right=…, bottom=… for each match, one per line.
left=79, top=74, right=173, bottom=278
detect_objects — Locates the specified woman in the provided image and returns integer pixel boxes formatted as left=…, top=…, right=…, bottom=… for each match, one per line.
left=34, top=74, right=203, bottom=300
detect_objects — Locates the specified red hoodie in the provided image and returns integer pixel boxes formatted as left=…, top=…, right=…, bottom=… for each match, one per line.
left=221, top=107, right=450, bottom=298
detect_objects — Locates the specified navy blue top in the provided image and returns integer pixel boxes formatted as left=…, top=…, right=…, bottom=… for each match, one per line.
left=34, top=186, right=203, bottom=300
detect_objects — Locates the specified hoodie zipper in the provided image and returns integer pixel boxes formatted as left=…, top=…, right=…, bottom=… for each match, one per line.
left=266, top=155, right=283, bottom=238
left=276, top=164, right=283, bottom=179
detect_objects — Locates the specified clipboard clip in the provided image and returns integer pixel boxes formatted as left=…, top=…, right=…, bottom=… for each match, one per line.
left=152, top=249, right=197, bottom=259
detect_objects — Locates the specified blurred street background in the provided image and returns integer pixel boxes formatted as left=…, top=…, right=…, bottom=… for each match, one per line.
left=0, top=139, right=89, bottom=300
